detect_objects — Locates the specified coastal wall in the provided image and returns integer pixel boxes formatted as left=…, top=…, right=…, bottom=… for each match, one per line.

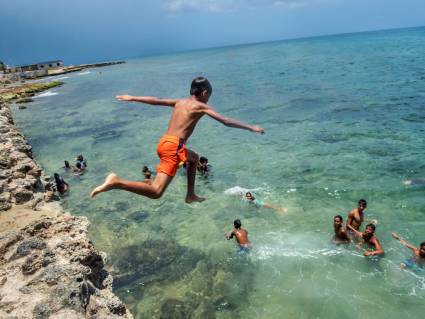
left=0, top=95, right=133, bottom=318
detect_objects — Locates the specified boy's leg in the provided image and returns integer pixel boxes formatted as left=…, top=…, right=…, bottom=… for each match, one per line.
left=90, top=172, right=173, bottom=199
left=185, top=149, right=205, bottom=203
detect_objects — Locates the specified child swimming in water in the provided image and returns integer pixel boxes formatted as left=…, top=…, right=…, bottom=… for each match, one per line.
left=90, top=77, right=264, bottom=203
left=197, top=156, right=210, bottom=176
left=142, top=166, right=153, bottom=185
left=244, top=192, right=287, bottom=213
left=392, top=233, right=425, bottom=271
left=225, top=219, right=252, bottom=252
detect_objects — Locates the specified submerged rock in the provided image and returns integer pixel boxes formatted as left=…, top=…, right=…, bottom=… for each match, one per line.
left=113, top=240, right=255, bottom=318
left=127, top=211, right=150, bottom=222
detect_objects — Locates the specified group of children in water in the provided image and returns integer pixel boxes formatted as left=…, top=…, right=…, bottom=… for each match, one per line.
left=225, top=198, right=424, bottom=273
left=44, top=155, right=87, bottom=201
left=331, top=199, right=425, bottom=270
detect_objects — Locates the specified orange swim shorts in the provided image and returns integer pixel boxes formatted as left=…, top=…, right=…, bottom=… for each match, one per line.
left=156, top=135, right=187, bottom=177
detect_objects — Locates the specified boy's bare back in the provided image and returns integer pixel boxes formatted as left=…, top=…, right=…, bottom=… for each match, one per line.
left=166, top=98, right=207, bottom=141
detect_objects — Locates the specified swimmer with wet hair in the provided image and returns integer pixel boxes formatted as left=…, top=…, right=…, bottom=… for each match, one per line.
left=91, top=77, right=264, bottom=203
left=54, top=173, right=69, bottom=195
left=74, top=162, right=85, bottom=176
left=197, top=156, right=210, bottom=175
left=333, top=215, right=350, bottom=244
left=392, top=233, right=425, bottom=270
left=348, top=223, right=384, bottom=257
left=245, top=192, right=287, bottom=213
left=64, top=160, right=71, bottom=171
left=225, top=219, right=252, bottom=251
left=142, top=166, right=152, bottom=184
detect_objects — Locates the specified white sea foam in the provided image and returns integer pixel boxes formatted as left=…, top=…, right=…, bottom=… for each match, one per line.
left=255, top=245, right=344, bottom=260
left=34, top=91, right=58, bottom=98
left=55, top=76, right=69, bottom=80
left=224, top=186, right=260, bottom=196
left=77, top=71, right=91, bottom=76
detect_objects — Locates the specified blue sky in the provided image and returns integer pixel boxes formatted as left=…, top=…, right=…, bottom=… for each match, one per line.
left=1, top=0, right=424, bottom=65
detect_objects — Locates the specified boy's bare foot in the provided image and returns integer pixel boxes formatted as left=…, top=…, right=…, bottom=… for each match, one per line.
left=90, top=173, right=119, bottom=198
left=185, top=194, right=206, bottom=204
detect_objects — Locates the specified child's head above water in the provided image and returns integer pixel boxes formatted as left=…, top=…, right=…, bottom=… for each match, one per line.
left=190, top=77, right=212, bottom=102
left=234, top=219, right=242, bottom=229
left=245, top=192, right=255, bottom=201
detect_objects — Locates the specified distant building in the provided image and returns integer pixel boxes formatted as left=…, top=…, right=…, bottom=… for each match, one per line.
left=10, top=60, right=64, bottom=73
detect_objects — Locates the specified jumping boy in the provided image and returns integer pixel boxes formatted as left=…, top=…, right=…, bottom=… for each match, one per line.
left=90, top=77, right=264, bottom=203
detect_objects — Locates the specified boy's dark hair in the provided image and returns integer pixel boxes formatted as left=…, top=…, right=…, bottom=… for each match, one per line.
left=334, top=215, right=343, bottom=222
left=420, top=242, right=425, bottom=249
left=366, top=223, right=375, bottom=231
left=76, top=162, right=82, bottom=169
left=199, top=156, right=208, bottom=164
left=358, top=199, right=367, bottom=206
left=190, top=77, right=212, bottom=96
left=234, top=219, right=242, bottom=229
left=142, top=166, right=150, bottom=173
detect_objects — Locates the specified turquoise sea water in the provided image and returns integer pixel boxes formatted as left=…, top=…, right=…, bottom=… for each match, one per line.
left=13, top=27, right=425, bottom=318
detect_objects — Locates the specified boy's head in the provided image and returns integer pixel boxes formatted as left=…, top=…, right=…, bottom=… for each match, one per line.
left=234, top=219, right=242, bottom=229
left=358, top=199, right=367, bottom=211
left=64, top=160, right=70, bottom=168
left=363, top=224, right=376, bottom=240
left=420, top=242, right=425, bottom=257
left=76, top=162, right=82, bottom=169
left=334, top=215, right=343, bottom=226
left=199, top=156, right=208, bottom=164
left=245, top=192, right=254, bottom=201
left=190, top=77, right=212, bottom=102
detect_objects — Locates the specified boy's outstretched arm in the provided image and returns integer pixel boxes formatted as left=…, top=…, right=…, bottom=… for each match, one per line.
left=116, top=95, right=178, bottom=107
left=392, top=233, right=418, bottom=252
left=202, top=105, right=264, bottom=134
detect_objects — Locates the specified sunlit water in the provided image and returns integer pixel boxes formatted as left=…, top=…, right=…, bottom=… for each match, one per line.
left=12, top=27, right=425, bottom=318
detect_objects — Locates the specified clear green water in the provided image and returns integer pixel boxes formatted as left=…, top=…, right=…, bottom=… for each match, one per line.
left=13, top=27, right=425, bottom=318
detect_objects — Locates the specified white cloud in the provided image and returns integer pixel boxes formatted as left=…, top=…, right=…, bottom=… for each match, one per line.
left=162, top=0, right=332, bottom=13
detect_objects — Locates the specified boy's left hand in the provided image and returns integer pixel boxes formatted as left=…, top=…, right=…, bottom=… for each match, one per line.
left=116, top=95, right=133, bottom=101
left=252, top=126, right=265, bottom=134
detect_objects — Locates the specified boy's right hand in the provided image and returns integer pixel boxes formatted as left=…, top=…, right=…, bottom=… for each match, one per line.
left=251, top=125, right=265, bottom=134
left=116, top=95, right=133, bottom=101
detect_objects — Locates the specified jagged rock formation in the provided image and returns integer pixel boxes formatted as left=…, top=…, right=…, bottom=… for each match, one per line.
left=0, top=215, right=132, bottom=319
left=0, top=95, right=132, bottom=318
left=0, top=101, right=44, bottom=211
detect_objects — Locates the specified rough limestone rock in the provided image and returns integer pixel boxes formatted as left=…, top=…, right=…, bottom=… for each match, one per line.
left=0, top=216, right=132, bottom=318
left=0, top=97, right=132, bottom=318
left=0, top=103, right=44, bottom=209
